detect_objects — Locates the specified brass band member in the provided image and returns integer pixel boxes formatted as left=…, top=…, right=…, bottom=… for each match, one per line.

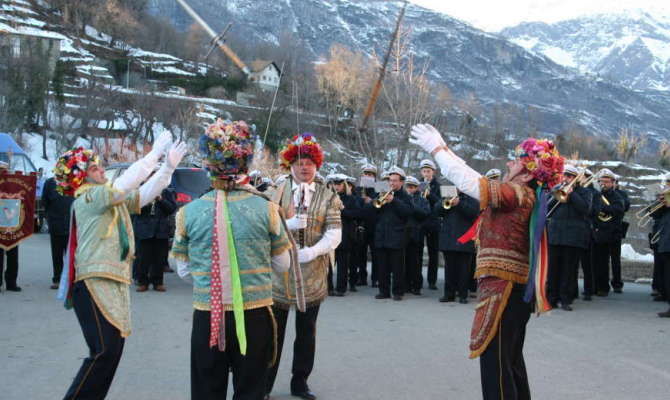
left=266, top=133, right=342, bottom=400
left=592, top=169, right=626, bottom=297
left=332, top=174, right=363, bottom=296
left=404, top=176, right=431, bottom=295
left=650, top=176, right=670, bottom=317
left=546, top=165, right=592, bottom=310
left=410, top=124, right=564, bottom=400
left=356, top=163, right=378, bottom=287
left=419, top=159, right=441, bottom=290
left=485, top=168, right=501, bottom=180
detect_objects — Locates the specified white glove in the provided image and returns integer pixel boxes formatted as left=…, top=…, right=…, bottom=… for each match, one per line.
left=286, top=214, right=308, bottom=230
left=409, top=124, right=446, bottom=154
left=166, top=141, right=187, bottom=170
left=297, top=247, right=316, bottom=264
left=148, top=130, right=174, bottom=160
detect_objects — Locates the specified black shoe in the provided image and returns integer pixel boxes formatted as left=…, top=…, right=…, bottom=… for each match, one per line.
left=428, top=284, right=438, bottom=290
left=582, top=294, right=592, bottom=301
left=291, top=390, right=317, bottom=400
left=469, top=292, right=477, bottom=298
left=596, top=291, right=608, bottom=297
left=333, top=291, right=345, bottom=297
left=653, top=296, right=667, bottom=302
left=393, top=295, right=402, bottom=301
left=328, top=290, right=335, bottom=296
left=561, top=304, right=573, bottom=311
left=6, top=286, right=21, bottom=292
left=410, top=289, right=421, bottom=295
left=349, top=285, right=357, bottom=292
left=371, top=281, right=378, bottom=288
left=613, top=288, right=622, bottom=294
left=459, top=298, right=468, bottom=304
left=439, top=296, right=454, bottom=303
left=375, top=294, right=390, bottom=299
left=657, top=309, right=670, bottom=318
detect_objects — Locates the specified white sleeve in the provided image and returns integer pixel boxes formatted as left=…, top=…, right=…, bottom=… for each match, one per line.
left=271, top=251, right=290, bottom=273
left=138, top=163, right=173, bottom=208
left=308, top=228, right=342, bottom=257
left=112, top=153, right=161, bottom=200
left=434, top=149, right=482, bottom=201
left=172, top=258, right=191, bottom=282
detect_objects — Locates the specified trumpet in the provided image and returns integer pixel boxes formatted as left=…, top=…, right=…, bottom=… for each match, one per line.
left=598, top=195, right=612, bottom=222
left=442, top=196, right=457, bottom=210
left=580, top=175, right=596, bottom=188
left=636, top=189, right=670, bottom=227
left=373, top=191, right=392, bottom=208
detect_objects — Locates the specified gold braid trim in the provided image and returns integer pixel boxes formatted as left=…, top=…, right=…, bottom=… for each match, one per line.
left=84, top=280, right=131, bottom=338
left=478, top=177, right=490, bottom=210
left=469, top=282, right=513, bottom=359
left=267, top=305, right=278, bottom=367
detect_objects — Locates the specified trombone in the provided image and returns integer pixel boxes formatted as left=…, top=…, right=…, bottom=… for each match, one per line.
left=636, top=189, right=670, bottom=227
left=547, top=170, right=584, bottom=217
left=580, top=174, right=596, bottom=188
left=442, top=196, right=457, bottom=210
left=598, top=195, right=613, bottom=222
left=651, top=228, right=662, bottom=245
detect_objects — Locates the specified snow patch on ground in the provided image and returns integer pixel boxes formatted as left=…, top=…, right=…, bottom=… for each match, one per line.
left=621, top=243, right=653, bottom=263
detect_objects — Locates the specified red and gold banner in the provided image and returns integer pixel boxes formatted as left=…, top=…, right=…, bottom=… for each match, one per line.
left=0, top=171, right=36, bottom=250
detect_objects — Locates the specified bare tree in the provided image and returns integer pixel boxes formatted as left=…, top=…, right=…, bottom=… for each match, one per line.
left=616, top=127, right=647, bottom=163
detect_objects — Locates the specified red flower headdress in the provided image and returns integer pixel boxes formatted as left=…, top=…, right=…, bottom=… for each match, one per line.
left=279, top=133, right=324, bottom=169
left=53, top=147, right=100, bottom=196
left=515, top=138, right=564, bottom=189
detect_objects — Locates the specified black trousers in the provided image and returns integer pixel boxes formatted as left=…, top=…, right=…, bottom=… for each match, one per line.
left=405, top=241, right=423, bottom=291
left=136, top=238, right=168, bottom=286
left=548, top=245, right=580, bottom=305
left=480, top=285, right=531, bottom=400
left=443, top=251, right=474, bottom=300
left=50, top=233, right=68, bottom=284
left=0, top=246, right=19, bottom=288
left=653, top=249, right=664, bottom=296
left=64, top=281, right=125, bottom=400
left=356, top=233, right=377, bottom=284
left=469, top=257, right=478, bottom=293
left=661, top=253, right=670, bottom=305
left=593, top=242, right=618, bottom=294
left=376, top=248, right=405, bottom=296
left=335, top=247, right=356, bottom=292
left=266, top=305, right=320, bottom=395
left=422, top=230, right=439, bottom=286
left=609, top=239, right=624, bottom=290
left=191, top=308, right=273, bottom=400
left=579, top=246, right=594, bottom=296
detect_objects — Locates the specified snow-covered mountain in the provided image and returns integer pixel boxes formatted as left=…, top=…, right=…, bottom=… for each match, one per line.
left=149, top=0, right=670, bottom=144
left=501, top=10, right=670, bottom=91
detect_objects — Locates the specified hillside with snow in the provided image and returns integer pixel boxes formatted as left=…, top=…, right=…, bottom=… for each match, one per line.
left=501, top=10, right=670, bottom=92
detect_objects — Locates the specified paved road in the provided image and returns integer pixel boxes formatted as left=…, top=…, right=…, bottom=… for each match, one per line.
left=1, top=234, right=669, bottom=399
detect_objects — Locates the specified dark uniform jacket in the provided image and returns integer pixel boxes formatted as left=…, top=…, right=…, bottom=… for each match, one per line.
left=434, top=192, right=479, bottom=253
left=372, top=188, right=413, bottom=250
left=338, top=191, right=364, bottom=250
left=616, top=187, right=631, bottom=238
left=406, top=191, right=431, bottom=244
left=421, top=177, right=441, bottom=233
left=356, top=186, right=378, bottom=240
left=651, top=203, right=670, bottom=253
left=133, top=188, right=177, bottom=240
left=547, top=186, right=592, bottom=249
left=41, top=177, right=74, bottom=236
left=593, top=188, right=626, bottom=244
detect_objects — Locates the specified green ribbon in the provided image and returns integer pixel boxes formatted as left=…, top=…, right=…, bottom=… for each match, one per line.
left=118, top=213, right=129, bottom=261
left=222, top=193, right=247, bottom=355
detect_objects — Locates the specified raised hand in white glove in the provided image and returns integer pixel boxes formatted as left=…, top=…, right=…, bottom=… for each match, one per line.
left=286, top=214, right=308, bottom=230
left=166, top=141, right=187, bottom=170
left=149, top=130, right=174, bottom=160
left=409, top=124, right=446, bottom=154
left=297, top=247, right=316, bottom=264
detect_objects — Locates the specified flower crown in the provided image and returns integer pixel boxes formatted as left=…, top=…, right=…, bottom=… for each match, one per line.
left=279, top=133, right=324, bottom=169
left=515, top=138, right=564, bottom=188
left=198, top=119, right=255, bottom=179
left=53, top=147, right=100, bottom=196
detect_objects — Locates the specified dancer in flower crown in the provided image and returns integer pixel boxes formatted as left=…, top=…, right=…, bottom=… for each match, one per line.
left=56, top=131, right=186, bottom=399
left=170, top=119, right=294, bottom=400
left=410, top=124, right=564, bottom=400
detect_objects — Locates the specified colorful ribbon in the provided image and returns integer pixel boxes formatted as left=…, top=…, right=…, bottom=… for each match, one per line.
left=523, top=185, right=551, bottom=313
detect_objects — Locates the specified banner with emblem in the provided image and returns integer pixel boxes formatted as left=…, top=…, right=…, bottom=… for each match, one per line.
left=0, top=172, right=36, bottom=250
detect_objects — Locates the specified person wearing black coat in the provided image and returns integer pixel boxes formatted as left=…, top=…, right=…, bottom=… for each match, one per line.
left=651, top=187, right=670, bottom=317
left=592, top=169, right=626, bottom=296
left=404, top=177, right=431, bottom=295
left=434, top=191, right=479, bottom=303
left=332, top=176, right=364, bottom=295
left=42, top=177, right=75, bottom=289
left=133, top=188, right=177, bottom=291
left=546, top=167, right=593, bottom=310
left=419, top=159, right=441, bottom=290
left=372, top=167, right=413, bottom=300
left=651, top=204, right=665, bottom=301
left=578, top=175, right=599, bottom=301
left=610, top=182, right=631, bottom=293
left=355, top=164, right=379, bottom=287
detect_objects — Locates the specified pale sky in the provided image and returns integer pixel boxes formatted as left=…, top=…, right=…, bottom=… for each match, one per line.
left=409, top=0, right=669, bottom=31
